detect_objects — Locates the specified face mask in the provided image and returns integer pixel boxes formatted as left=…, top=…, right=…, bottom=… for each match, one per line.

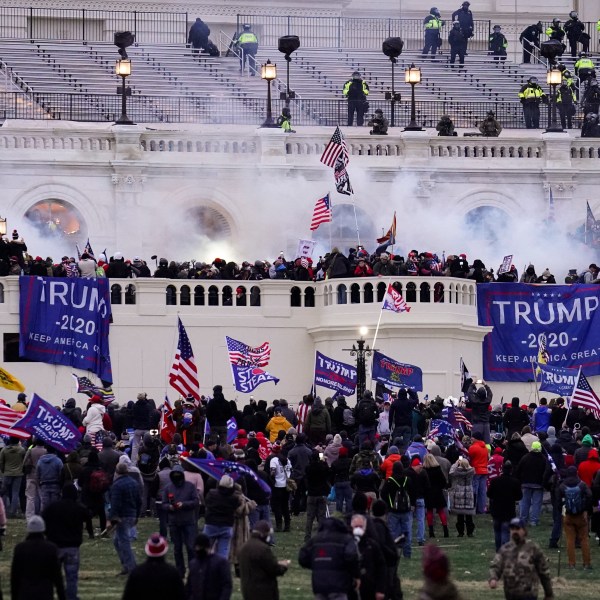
left=353, top=527, right=365, bottom=538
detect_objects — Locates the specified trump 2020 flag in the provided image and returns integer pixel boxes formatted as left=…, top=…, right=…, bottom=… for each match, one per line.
left=382, top=284, right=410, bottom=313
left=204, top=416, right=238, bottom=444
left=314, top=351, right=357, bottom=396
left=14, top=393, right=82, bottom=453
left=231, top=365, right=280, bottom=393
left=537, top=363, right=579, bottom=397
left=19, top=276, right=112, bottom=383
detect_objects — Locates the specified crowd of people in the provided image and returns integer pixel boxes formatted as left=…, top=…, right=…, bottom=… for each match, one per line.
left=0, top=379, right=599, bottom=599
left=2, top=227, right=599, bottom=288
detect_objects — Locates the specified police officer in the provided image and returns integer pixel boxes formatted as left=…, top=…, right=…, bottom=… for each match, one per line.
left=343, top=71, right=369, bottom=127
left=449, top=21, right=467, bottom=67
left=367, top=109, right=388, bottom=135
left=546, top=18, right=565, bottom=56
left=574, top=53, right=596, bottom=88
left=489, top=25, right=507, bottom=62
left=276, top=107, right=295, bottom=133
left=564, top=11, right=587, bottom=58
left=556, top=78, right=576, bottom=129
left=422, top=8, right=444, bottom=59
left=235, top=24, right=259, bottom=75
left=519, top=22, right=543, bottom=64
left=583, top=79, right=600, bottom=115
left=582, top=112, right=600, bottom=137
left=518, top=77, right=547, bottom=129
left=451, top=2, right=474, bottom=50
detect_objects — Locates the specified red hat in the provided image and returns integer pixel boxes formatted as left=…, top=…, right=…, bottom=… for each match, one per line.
left=494, top=447, right=503, bottom=455
left=411, top=456, right=422, bottom=467
left=145, top=533, right=168, bottom=558
left=423, top=544, right=449, bottom=583
left=459, top=253, right=466, bottom=258
left=238, top=429, right=247, bottom=438
left=338, top=446, right=349, bottom=458
left=589, top=448, right=599, bottom=460
left=89, top=395, right=102, bottom=404
left=35, top=256, right=43, bottom=262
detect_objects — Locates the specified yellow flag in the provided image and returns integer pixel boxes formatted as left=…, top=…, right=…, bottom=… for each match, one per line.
left=0, top=366, right=25, bottom=392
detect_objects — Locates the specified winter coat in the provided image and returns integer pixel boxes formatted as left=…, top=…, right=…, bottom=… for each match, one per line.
left=288, top=443, right=313, bottom=479
left=36, top=454, right=64, bottom=485
left=161, top=479, right=199, bottom=526
left=62, top=399, right=83, bottom=428
left=0, top=443, right=25, bottom=476
left=265, top=415, right=292, bottom=443
left=204, top=485, right=240, bottom=527
left=503, top=407, right=530, bottom=438
left=83, top=403, right=106, bottom=435
left=380, top=453, right=402, bottom=479
left=305, top=406, right=331, bottom=444
left=185, top=553, right=232, bottom=600
left=424, top=465, right=448, bottom=510
left=238, top=533, right=288, bottom=600
left=466, top=383, right=492, bottom=423
left=503, top=438, right=528, bottom=467
left=533, top=406, right=551, bottom=433
left=388, top=390, right=418, bottom=428
left=448, top=464, right=475, bottom=515
left=206, top=394, right=233, bottom=428
left=487, top=473, right=522, bottom=522
left=11, top=534, right=66, bottom=600
left=109, top=474, right=141, bottom=519
left=298, top=517, right=359, bottom=595
left=515, top=451, right=550, bottom=487
left=331, top=456, right=351, bottom=483
left=132, top=397, right=153, bottom=430
left=468, top=440, right=489, bottom=475
left=122, top=557, right=185, bottom=600
left=323, top=441, right=342, bottom=466
left=305, top=460, right=331, bottom=496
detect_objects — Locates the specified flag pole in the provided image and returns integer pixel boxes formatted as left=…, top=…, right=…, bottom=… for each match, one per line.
left=585, top=202, right=589, bottom=246
left=564, top=366, right=582, bottom=427
left=351, top=196, right=361, bottom=248
left=532, top=361, right=540, bottom=404
left=329, top=192, right=333, bottom=252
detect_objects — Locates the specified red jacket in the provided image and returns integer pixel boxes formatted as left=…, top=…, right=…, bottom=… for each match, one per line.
left=487, top=450, right=504, bottom=483
left=468, top=440, right=489, bottom=475
left=577, top=450, right=600, bottom=487
left=380, top=454, right=401, bottom=479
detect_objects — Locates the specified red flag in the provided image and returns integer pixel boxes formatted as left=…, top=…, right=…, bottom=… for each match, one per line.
left=160, top=396, right=176, bottom=444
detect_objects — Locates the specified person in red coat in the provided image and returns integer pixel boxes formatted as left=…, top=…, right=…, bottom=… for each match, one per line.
left=354, top=258, right=373, bottom=277
left=467, top=432, right=489, bottom=514
left=578, top=447, right=600, bottom=488
left=487, top=447, right=504, bottom=486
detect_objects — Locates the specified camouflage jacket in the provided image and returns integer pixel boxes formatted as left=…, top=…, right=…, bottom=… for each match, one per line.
left=489, top=539, right=553, bottom=600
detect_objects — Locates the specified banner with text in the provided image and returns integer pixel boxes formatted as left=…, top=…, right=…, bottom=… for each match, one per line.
left=231, top=365, right=279, bottom=393
left=537, top=363, right=579, bottom=397
left=477, top=283, right=600, bottom=381
left=314, top=351, right=357, bottom=396
left=14, top=393, right=82, bottom=453
left=19, top=276, right=112, bottom=383
left=371, top=351, right=423, bottom=391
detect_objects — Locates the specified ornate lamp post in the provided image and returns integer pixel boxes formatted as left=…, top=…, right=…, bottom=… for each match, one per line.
left=545, top=66, right=563, bottom=133
left=260, top=59, right=278, bottom=128
left=344, top=326, right=374, bottom=400
left=404, top=63, right=423, bottom=131
left=115, top=58, right=134, bottom=125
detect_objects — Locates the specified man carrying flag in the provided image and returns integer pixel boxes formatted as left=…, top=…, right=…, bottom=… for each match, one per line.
left=460, top=358, right=472, bottom=397
left=377, top=212, right=397, bottom=245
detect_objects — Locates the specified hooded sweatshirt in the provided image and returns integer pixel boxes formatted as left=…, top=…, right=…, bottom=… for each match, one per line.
left=577, top=448, right=600, bottom=487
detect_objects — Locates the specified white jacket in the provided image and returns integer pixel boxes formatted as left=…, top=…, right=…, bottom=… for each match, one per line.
left=83, top=403, right=105, bottom=434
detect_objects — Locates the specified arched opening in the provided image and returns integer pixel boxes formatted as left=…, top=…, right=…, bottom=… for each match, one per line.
left=187, top=205, right=232, bottom=240
left=166, top=284, right=176, bottom=306
left=110, top=284, right=122, bottom=305
left=291, top=286, right=301, bottom=307
left=208, top=285, right=219, bottom=306
left=194, top=285, right=205, bottom=306
left=180, top=285, right=191, bottom=306
left=250, top=286, right=261, bottom=307
left=222, top=285, right=233, bottom=306
left=305, top=286, right=315, bottom=307
left=24, top=199, right=87, bottom=245
left=235, top=285, right=247, bottom=307
left=463, top=205, right=512, bottom=245
left=337, top=284, right=347, bottom=305
left=364, top=282, right=374, bottom=304
left=350, top=282, right=361, bottom=304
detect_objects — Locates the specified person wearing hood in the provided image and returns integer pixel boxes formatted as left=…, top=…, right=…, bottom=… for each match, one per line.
left=503, top=398, right=530, bottom=440
left=206, top=385, right=233, bottom=445
left=323, top=433, right=342, bottom=466
left=11, top=515, right=66, bottom=600
left=82, top=395, right=106, bottom=449
left=406, top=435, right=428, bottom=462
left=550, top=398, right=567, bottom=430
left=520, top=426, right=539, bottom=452
left=36, top=445, right=64, bottom=513
left=520, top=264, right=537, bottom=283
left=578, top=447, right=600, bottom=487
left=559, top=465, right=592, bottom=569
left=303, top=451, right=331, bottom=542
left=515, top=441, right=552, bottom=527
left=203, top=474, right=241, bottom=558
left=557, top=426, right=578, bottom=455
left=265, top=407, right=293, bottom=444
left=449, top=458, right=475, bottom=538
left=533, top=399, right=552, bottom=433
left=61, top=398, right=82, bottom=428
left=23, top=438, right=47, bottom=520
left=299, top=516, right=360, bottom=598
left=546, top=426, right=557, bottom=447
left=487, top=461, right=522, bottom=551
left=380, top=445, right=402, bottom=479
left=185, top=533, right=232, bottom=600
left=467, top=431, right=489, bottom=514
left=466, top=381, right=493, bottom=443
left=574, top=434, right=595, bottom=466
left=305, top=398, right=331, bottom=446
left=161, top=464, right=199, bottom=577
left=278, top=399, right=297, bottom=427
left=238, top=520, right=289, bottom=600
left=417, top=543, right=465, bottom=600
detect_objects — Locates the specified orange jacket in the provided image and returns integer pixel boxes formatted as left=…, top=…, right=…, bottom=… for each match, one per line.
left=468, top=440, right=490, bottom=475
left=380, top=454, right=401, bottom=479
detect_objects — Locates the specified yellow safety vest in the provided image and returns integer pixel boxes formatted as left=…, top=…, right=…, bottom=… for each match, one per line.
left=238, top=32, right=258, bottom=44
left=575, top=58, right=594, bottom=70
left=519, top=85, right=544, bottom=100
left=425, top=16, right=442, bottom=30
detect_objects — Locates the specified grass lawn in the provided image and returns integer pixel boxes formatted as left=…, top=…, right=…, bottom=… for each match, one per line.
left=0, top=510, right=598, bottom=599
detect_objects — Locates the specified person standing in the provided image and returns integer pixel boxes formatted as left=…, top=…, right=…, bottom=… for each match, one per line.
left=0, top=437, right=25, bottom=518
left=185, top=533, right=233, bottom=600
left=131, top=392, right=152, bottom=464
left=109, top=462, right=141, bottom=576
left=382, top=460, right=414, bottom=559
left=564, top=11, right=586, bottom=58
left=448, top=22, right=467, bottom=67
left=389, top=388, right=419, bottom=451
left=559, top=465, right=592, bottom=570
left=515, top=441, right=551, bottom=527
left=235, top=24, right=259, bottom=75
left=206, top=385, right=233, bottom=445
left=11, top=516, right=66, bottom=600
left=423, top=453, right=449, bottom=538
left=269, top=448, right=292, bottom=533
left=42, top=483, right=93, bottom=600
left=303, top=451, right=330, bottom=542
left=468, top=431, right=489, bottom=514
left=238, top=520, right=289, bottom=600
left=343, top=71, right=369, bottom=127
left=489, top=517, right=554, bottom=600
left=203, top=474, right=241, bottom=558
left=449, top=458, right=475, bottom=538
left=487, top=461, right=523, bottom=551
left=466, top=380, right=493, bottom=443
left=36, top=445, right=64, bottom=513
left=122, top=533, right=185, bottom=600
left=23, top=439, right=47, bottom=520
left=350, top=513, right=386, bottom=600
left=519, top=22, right=543, bottom=63
left=422, top=8, right=443, bottom=59
left=518, top=77, right=547, bottom=129
left=556, top=79, right=576, bottom=130
left=451, top=2, right=473, bottom=50
left=187, top=18, right=210, bottom=55
left=299, top=517, right=360, bottom=600
left=488, top=25, right=507, bottom=62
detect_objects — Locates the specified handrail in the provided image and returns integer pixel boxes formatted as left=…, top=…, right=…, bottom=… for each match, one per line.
left=0, top=59, right=33, bottom=93
left=520, top=37, right=548, bottom=69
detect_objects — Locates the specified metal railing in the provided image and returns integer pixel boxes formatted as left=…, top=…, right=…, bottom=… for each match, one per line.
left=0, top=7, right=188, bottom=43
left=236, top=15, right=492, bottom=51
left=0, top=91, right=587, bottom=129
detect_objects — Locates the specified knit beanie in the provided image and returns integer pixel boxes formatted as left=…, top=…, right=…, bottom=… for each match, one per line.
left=423, top=544, right=449, bottom=583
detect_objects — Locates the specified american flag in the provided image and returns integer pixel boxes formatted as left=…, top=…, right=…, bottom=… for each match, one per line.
left=226, top=336, right=271, bottom=367
left=169, top=318, right=200, bottom=403
left=0, top=403, right=29, bottom=439
left=447, top=406, right=472, bottom=432
left=320, top=126, right=349, bottom=168
left=334, top=155, right=353, bottom=195
left=72, top=374, right=115, bottom=403
left=382, top=284, right=410, bottom=313
left=428, top=419, right=455, bottom=438
left=570, top=370, right=600, bottom=419
left=377, top=212, right=397, bottom=244
left=310, top=193, right=333, bottom=231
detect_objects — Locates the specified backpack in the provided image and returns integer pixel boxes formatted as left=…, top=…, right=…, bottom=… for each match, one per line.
left=89, top=468, right=111, bottom=494
left=342, top=407, right=356, bottom=427
left=564, top=483, right=584, bottom=515
left=357, top=400, right=377, bottom=427
left=390, top=476, right=411, bottom=513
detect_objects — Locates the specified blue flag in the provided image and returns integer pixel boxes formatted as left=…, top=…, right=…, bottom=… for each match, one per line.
left=371, top=351, right=423, bottom=391
left=204, top=416, right=238, bottom=444
left=314, top=351, right=357, bottom=396
left=231, top=365, right=279, bottom=393
left=19, top=276, right=113, bottom=383
left=428, top=419, right=455, bottom=438
left=477, top=283, right=600, bottom=381
left=14, top=393, right=82, bottom=453
left=537, top=363, right=579, bottom=396
left=182, top=458, right=271, bottom=498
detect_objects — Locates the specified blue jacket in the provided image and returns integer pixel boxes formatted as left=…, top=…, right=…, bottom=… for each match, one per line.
left=533, top=405, right=551, bottom=433
left=109, top=475, right=141, bottom=519
left=36, top=454, right=63, bottom=485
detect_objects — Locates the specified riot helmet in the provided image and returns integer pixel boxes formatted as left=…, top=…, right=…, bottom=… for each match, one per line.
left=552, top=18, right=561, bottom=26
left=243, top=24, right=251, bottom=31
left=569, top=11, right=578, bottom=19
